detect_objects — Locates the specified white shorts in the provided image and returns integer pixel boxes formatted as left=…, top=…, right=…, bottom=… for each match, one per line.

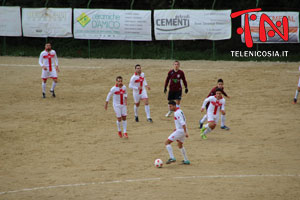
left=168, top=129, right=185, bottom=144
left=113, top=104, right=127, bottom=118
left=207, top=113, right=219, bottom=124
left=298, top=77, right=300, bottom=87
left=41, top=69, right=57, bottom=80
left=133, top=90, right=148, bottom=103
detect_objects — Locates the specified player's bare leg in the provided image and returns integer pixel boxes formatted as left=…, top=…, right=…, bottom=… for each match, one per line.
left=143, top=98, right=152, bottom=122
left=200, top=122, right=216, bottom=139
left=293, top=87, right=300, bottom=104
left=42, top=79, right=47, bottom=98
left=122, top=116, right=128, bottom=138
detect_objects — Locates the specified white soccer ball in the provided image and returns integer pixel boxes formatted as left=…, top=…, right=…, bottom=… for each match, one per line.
left=154, top=159, right=163, bottom=168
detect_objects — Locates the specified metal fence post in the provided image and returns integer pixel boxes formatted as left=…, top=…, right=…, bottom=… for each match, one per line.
left=170, top=0, right=175, bottom=60
left=2, top=0, right=7, bottom=55
left=87, top=0, right=92, bottom=58
left=212, top=0, right=216, bottom=60
left=45, top=0, right=49, bottom=43
left=130, top=0, right=135, bottom=59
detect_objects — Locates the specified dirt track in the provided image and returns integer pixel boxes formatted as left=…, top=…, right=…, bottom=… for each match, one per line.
left=0, top=56, right=300, bottom=200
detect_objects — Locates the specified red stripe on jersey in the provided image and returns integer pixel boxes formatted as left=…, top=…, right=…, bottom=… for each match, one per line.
left=115, top=89, right=125, bottom=105
left=174, top=117, right=177, bottom=120
left=134, top=76, right=144, bottom=94
left=211, top=100, right=222, bottom=115
left=43, top=53, right=54, bottom=72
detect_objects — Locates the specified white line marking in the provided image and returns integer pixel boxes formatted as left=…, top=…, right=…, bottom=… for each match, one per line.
left=0, top=64, right=105, bottom=69
left=0, top=174, right=298, bottom=195
left=1, top=64, right=299, bottom=73
left=0, top=64, right=38, bottom=67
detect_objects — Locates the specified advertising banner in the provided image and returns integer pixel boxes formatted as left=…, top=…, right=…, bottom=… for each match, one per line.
left=0, top=6, right=22, bottom=36
left=154, top=9, right=231, bottom=40
left=74, top=9, right=151, bottom=41
left=22, top=8, right=72, bottom=38
left=241, top=12, right=299, bottom=43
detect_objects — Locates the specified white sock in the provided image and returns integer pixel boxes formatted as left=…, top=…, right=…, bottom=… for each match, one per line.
left=200, top=114, right=207, bottom=124
left=295, top=90, right=299, bottom=99
left=145, top=105, right=151, bottom=118
left=116, top=121, right=121, bottom=132
left=221, top=114, right=226, bottom=127
left=134, top=105, right=139, bottom=117
left=122, top=120, right=127, bottom=133
left=42, top=82, right=46, bottom=93
left=51, top=81, right=56, bottom=91
left=180, top=147, right=188, bottom=161
left=203, top=124, right=212, bottom=135
left=166, top=144, right=175, bottom=159
left=176, top=104, right=180, bottom=108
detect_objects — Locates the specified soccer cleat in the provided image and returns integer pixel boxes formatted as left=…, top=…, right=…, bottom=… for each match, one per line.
left=221, top=125, right=230, bottom=130
left=147, top=118, right=153, bottom=123
left=181, top=160, right=191, bottom=165
left=199, top=121, right=203, bottom=129
left=293, top=98, right=297, bottom=104
left=124, top=132, right=128, bottom=138
left=200, top=133, right=207, bottom=140
left=135, top=116, right=139, bottom=122
left=118, top=131, right=123, bottom=138
left=50, top=90, right=56, bottom=98
left=166, top=158, right=176, bottom=164
left=200, top=127, right=207, bottom=139
left=42, top=93, right=46, bottom=98
left=165, top=111, right=172, bottom=117
left=201, top=134, right=207, bottom=140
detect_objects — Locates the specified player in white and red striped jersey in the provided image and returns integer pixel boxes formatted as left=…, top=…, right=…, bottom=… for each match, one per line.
left=129, top=64, right=152, bottom=123
left=39, top=43, right=59, bottom=98
left=105, top=76, right=128, bottom=138
left=199, top=79, right=230, bottom=130
left=200, top=88, right=226, bottom=140
left=164, top=100, right=190, bottom=165
left=293, top=66, right=300, bottom=104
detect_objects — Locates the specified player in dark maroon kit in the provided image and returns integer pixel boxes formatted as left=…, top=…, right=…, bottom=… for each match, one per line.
left=164, top=61, right=188, bottom=117
left=199, top=79, right=230, bottom=130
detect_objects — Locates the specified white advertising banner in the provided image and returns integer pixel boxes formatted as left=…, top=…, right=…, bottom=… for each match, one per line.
left=0, top=6, right=22, bottom=36
left=154, top=10, right=231, bottom=40
left=74, top=9, right=151, bottom=41
left=22, top=8, right=72, bottom=38
left=241, top=12, right=299, bottom=43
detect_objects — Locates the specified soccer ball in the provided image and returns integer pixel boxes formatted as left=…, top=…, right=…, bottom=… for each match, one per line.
left=154, top=159, right=163, bottom=168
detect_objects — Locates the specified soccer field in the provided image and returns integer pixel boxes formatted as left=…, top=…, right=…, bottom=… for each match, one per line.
left=0, top=56, right=300, bottom=200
